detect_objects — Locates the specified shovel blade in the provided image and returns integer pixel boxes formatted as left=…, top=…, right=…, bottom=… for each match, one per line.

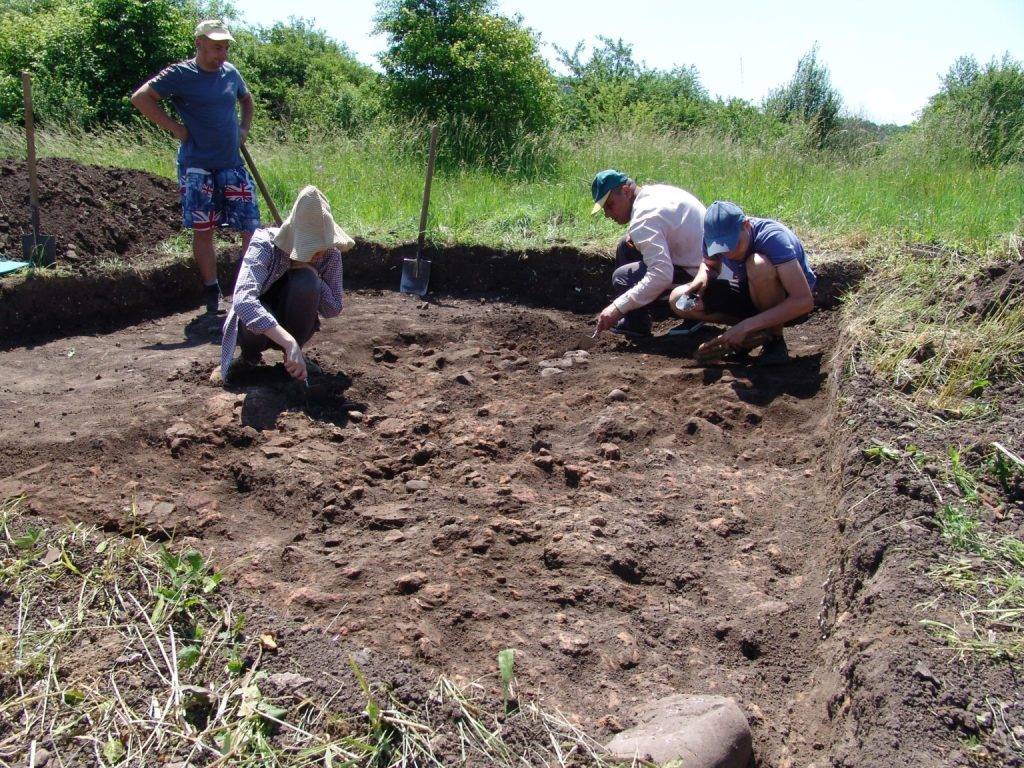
left=400, top=257, right=431, bottom=297
left=22, top=234, right=56, bottom=267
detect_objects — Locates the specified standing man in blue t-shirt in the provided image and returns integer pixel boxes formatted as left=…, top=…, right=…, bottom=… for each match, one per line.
left=669, top=200, right=816, bottom=365
left=131, top=19, right=260, bottom=313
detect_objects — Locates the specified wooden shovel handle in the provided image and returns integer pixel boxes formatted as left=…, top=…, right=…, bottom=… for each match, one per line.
left=22, top=72, right=40, bottom=238
left=416, top=125, right=439, bottom=257
left=241, top=144, right=283, bottom=227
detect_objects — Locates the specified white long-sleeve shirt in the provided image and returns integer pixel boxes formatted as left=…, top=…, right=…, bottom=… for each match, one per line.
left=612, top=184, right=706, bottom=314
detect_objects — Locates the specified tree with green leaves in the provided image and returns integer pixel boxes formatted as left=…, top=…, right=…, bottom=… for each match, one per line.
left=231, top=19, right=377, bottom=133
left=555, top=37, right=708, bottom=132
left=375, top=0, right=558, bottom=159
left=765, top=44, right=841, bottom=149
left=921, top=54, right=1024, bottom=166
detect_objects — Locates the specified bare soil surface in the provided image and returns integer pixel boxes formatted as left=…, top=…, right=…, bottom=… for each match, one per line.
left=0, top=157, right=180, bottom=267
left=1, top=289, right=840, bottom=767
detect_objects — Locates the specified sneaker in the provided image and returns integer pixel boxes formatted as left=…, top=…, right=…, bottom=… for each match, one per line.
left=756, top=335, right=790, bottom=366
left=203, top=284, right=223, bottom=314
left=665, top=319, right=706, bottom=337
left=609, top=318, right=652, bottom=340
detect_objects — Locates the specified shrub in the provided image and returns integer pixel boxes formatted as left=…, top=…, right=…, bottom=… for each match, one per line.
left=918, top=54, right=1024, bottom=166
left=765, top=44, right=842, bottom=150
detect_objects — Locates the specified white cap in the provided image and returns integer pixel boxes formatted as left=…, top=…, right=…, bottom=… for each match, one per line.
left=194, top=19, right=234, bottom=41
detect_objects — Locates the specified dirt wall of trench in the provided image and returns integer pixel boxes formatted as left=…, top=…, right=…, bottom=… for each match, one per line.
left=0, top=238, right=856, bottom=349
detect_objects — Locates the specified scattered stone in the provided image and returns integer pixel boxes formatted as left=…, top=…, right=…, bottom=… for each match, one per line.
left=605, top=695, right=752, bottom=768
left=563, top=464, right=586, bottom=487
left=532, top=455, right=555, bottom=473
left=358, top=503, right=415, bottom=529
left=405, top=479, right=430, bottom=492
left=455, top=371, right=475, bottom=385
left=165, top=421, right=198, bottom=451
left=396, top=571, right=428, bottom=594
left=606, top=388, right=628, bottom=402
left=266, top=672, right=314, bottom=694
left=557, top=631, right=591, bottom=656
left=914, top=661, right=941, bottom=688
left=286, top=587, right=344, bottom=609
left=413, top=444, right=439, bottom=465
left=539, top=357, right=573, bottom=369
left=469, top=529, right=495, bottom=553
left=540, top=367, right=563, bottom=378
left=599, top=443, right=621, bottom=460
left=347, top=410, right=364, bottom=422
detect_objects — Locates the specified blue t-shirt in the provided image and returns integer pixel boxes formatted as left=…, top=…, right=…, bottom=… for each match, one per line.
left=149, top=59, right=248, bottom=170
left=707, top=217, right=816, bottom=291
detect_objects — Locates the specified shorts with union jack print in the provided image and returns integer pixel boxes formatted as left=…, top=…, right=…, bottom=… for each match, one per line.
left=177, top=164, right=261, bottom=233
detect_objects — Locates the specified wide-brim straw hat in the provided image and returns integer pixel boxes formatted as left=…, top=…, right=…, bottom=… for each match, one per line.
left=273, top=185, right=354, bottom=262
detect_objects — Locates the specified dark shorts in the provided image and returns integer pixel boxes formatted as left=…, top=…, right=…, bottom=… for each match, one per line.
left=702, top=279, right=759, bottom=319
left=177, top=164, right=261, bottom=233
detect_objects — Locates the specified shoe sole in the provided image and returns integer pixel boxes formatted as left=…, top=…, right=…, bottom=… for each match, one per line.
left=665, top=322, right=706, bottom=337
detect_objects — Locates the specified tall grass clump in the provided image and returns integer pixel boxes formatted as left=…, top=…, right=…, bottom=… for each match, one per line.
left=845, top=233, right=1024, bottom=410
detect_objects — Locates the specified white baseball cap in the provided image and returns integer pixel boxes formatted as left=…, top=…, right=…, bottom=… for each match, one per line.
left=194, top=19, right=234, bottom=41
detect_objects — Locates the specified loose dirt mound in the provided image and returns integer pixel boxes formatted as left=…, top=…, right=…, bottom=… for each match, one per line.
left=0, top=156, right=179, bottom=266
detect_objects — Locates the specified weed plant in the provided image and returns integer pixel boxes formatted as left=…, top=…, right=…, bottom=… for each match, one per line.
left=915, top=448, right=1024, bottom=661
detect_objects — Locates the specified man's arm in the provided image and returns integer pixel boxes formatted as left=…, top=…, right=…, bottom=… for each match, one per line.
left=238, top=92, right=253, bottom=145
left=682, top=258, right=720, bottom=296
left=612, top=229, right=674, bottom=314
left=130, top=84, right=188, bottom=142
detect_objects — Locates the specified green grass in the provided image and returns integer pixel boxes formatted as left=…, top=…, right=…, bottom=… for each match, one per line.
left=919, top=448, right=1024, bottom=662
left=1, top=122, right=1021, bottom=252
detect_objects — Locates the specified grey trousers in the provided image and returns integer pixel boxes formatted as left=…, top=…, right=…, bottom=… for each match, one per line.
left=238, top=267, right=321, bottom=360
left=611, top=236, right=693, bottom=329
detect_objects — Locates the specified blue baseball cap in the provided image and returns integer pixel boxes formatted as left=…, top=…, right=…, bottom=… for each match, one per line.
left=590, top=169, right=629, bottom=215
left=704, top=200, right=747, bottom=256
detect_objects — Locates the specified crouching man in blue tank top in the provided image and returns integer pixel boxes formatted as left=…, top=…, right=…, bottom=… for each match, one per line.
left=669, top=201, right=816, bottom=365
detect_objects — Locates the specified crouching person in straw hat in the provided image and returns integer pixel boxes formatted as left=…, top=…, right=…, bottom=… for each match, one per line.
left=215, top=186, right=354, bottom=386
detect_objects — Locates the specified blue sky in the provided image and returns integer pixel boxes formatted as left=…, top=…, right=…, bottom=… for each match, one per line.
left=232, top=0, right=1024, bottom=125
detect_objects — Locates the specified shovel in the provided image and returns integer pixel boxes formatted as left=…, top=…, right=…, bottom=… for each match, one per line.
left=20, top=72, right=55, bottom=267
left=400, top=125, right=439, bottom=297
left=241, top=143, right=282, bottom=226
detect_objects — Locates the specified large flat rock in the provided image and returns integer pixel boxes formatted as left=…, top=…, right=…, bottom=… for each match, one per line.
left=605, top=694, right=752, bottom=767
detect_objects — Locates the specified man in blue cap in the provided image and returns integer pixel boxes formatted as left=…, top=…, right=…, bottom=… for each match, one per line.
left=668, top=200, right=815, bottom=365
left=590, top=170, right=707, bottom=339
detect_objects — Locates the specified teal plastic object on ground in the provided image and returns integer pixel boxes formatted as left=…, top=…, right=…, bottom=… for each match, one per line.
left=0, top=259, right=30, bottom=276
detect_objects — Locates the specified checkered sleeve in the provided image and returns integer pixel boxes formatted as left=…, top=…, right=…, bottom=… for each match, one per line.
left=233, top=236, right=280, bottom=332
left=316, top=250, right=344, bottom=318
